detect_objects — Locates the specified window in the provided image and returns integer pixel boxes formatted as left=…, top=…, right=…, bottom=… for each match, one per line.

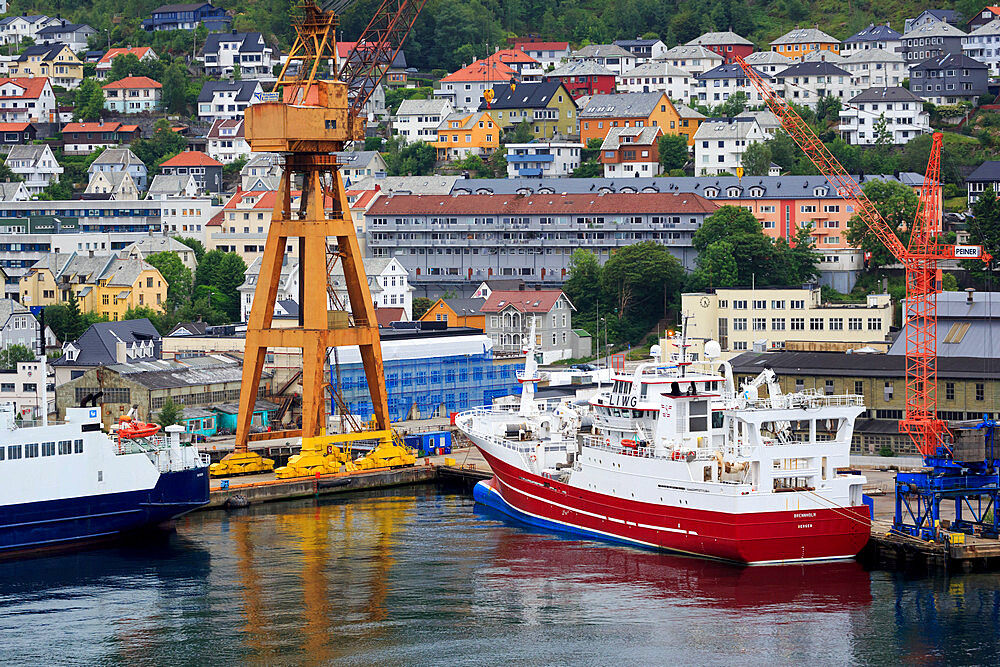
left=790, top=300, right=805, bottom=309
left=829, top=318, right=843, bottom=331
left=809, top=318, right=824, bottom=330
left=884, top=381, right=893, bottom=401
left=849, top=317, right=862, bottom=330
left=733, top=317, right=747, bottom=331
left=867, top=317, right=881, bottom=330
left=771, top=300, right=785, bottom=309
left=753, top=317, right=766, bottom=331
left=855, top=381, right=864, bottom=396
left=946, top=382, right=954, bottom=401
left=74, top=439, right=83, bottom=454
left=771, top=318, right=786, bottom=330
left=825, top=380, right=835, bottom=396
left=41, top=441, right=55, bottom=456
left=752, top=300, right=766, bottom=309
left=976, top=383, right=985, bottom=401
left=790, top=317, right=804, bottom=330
left=795, top=379, right=805, bottom=392
left=7, top=444, right=21, bottom=460
left=733, top=300, right=747, bottom=309
left=58, top=440, right=72, bottom=455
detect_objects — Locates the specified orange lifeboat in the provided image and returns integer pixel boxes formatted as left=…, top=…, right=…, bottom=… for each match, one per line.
left=117, top=415, right=161, bottom=440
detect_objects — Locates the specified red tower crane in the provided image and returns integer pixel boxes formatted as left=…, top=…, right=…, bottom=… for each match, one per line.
left=734, top=56, right=992, bottom=458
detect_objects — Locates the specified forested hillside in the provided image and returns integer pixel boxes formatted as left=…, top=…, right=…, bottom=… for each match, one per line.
left=7, top=0, right=987, bottom=71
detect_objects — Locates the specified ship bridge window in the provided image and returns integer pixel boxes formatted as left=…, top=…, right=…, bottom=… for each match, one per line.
left=74, top=439, right=83, bottom=453
left=712, top=411, right=724, bottom=428
left=41, top=442, right=55, bottom=457
left=25, top=443, right=38, bottom=458
left=58, top=440, right=72, bottom=455
left=7, top=444, right=21, bottom=460
left=689, top=400, right=708, bottom=431
left=641, top=383, right=649, bottom=397
left=0, top=447, right=4, bottom=461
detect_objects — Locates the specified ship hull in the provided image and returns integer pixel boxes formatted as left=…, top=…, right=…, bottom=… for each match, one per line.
left=0, top=467, right=210, bottom=555
left=475, top=449, right=871, bottom=565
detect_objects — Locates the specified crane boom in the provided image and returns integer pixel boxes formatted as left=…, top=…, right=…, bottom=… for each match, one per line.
left=338, top=0, right=430, bottom=118
left=734, top=55, right=990, bottom=458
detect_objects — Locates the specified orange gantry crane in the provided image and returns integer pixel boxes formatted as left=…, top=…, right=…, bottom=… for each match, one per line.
left=734, top=55, right=992, bottom=458
left=210, top=0, right=428, bottom=477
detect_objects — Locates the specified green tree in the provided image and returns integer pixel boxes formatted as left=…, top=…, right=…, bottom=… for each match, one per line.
left=174, top=236, right=206, bottom=262
left=161, top=63, right=189, bottom=114
left=741, top=142, right=772, bottom=177
left=412, top=297, right=433, bottom=319
left=0, top=162, right=23, bottom=182
left=601, top=242, right=683, bottom=323
left=966, top=187, right=1000, bottom=275
left=64, top=291, right=85, bottom=341
left=658, top=133, right=689, bottom=172
left=146, top=251, right=193, bottom=306
left=571, top=162, right=603, bottom=178
left=815, top=96, right=842, bottom=124
left=0, top=344, right=35, bottom=370
left=195, top=250, right=247, bottom=322
left=716, top=91, right=748, bottom=117
left=232, top=63, right=242, bottom=81
left=693, top=206, right=780, bottom=286
left=766, top=130, right=799, bottom=172
left=564, top=249, right=601, bottom=316
left=873, top=113, right=891, bottom=147
left=386, top=140, right=435, bottom=175
left=131, top=119, right=188, bottom=170
left=156, top=397, right=183, bottom=428
left=73, top=79, right=104, bottom=121
left=690, top=240, right=739, bottom=291
left=506, top=120, right=534, bottom=144
left=846, top=180, right=916, bottom=273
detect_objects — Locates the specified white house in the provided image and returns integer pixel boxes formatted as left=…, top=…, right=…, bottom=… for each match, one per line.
left=612, top=38, right=669, bottom=63
left=841, top=23, right=903, bottom=55
left=0, top=77, right=56, bottom=123
left=146, top=174, right=200, bottom=200
left=0, top=15, right=57, bottom=45
left=742, top=50, right=792, bottom=75
left=839, top=87, right=931, bottom=145
left=568, top=44, right=636, bottom=76
left=240, top=152, right=282, bottom=191
left=0, top=361, right=50, bottom=422
left=693, top=117, right=766, bottom=176
left=735, top=108, right=782, bottom=137
left=963, top=19, right=1000, bottom=75
left=159, top=197, right=222, bottom=236
left=617, top=61, right=693, bottom=102
left=95, top=47, right=158, bottom=80
left=196, top=80, right=263, bottom=123
left=661, top=44, right=724, bottom=76
left=239, top=256, right=413, bottom=323
left=334, top=151, right=388, bottom=183
left=88, top=148, right=148, bottom=190
left=0, top=298, right=53, bottom=354
left=0, top=181, right=29, bottom=201
left=505, top=141, right=581, bottom=178
left=773, top=61, right=852, bottom=109
left=695, top=64, right=773, bottom=106
left=102, top=76, right=162, bottom=113
left=34, top=20, right=96, bottom=50
left=5, top=144, right=62, bottom=195
left=85, top=171, right=140, bottom=200
left=516, top=42, right=571, bottom=70
left=841, top=48, right=907, bottom=88
left=206, top=118, right=251, bottom=164
left=201, top=32, right=275, bottom=79
left=433, top=60, right=515, bottom=112
left=393, top=98, right=454, bottom=140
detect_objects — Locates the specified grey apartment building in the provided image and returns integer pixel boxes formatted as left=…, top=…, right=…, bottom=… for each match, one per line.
left=364, top=192, right=718, bottom=287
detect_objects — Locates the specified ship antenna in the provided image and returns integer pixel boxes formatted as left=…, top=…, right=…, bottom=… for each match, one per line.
left=680, top=313, right=689, bottom=378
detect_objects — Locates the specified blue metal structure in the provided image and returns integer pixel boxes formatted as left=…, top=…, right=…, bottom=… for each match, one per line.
left=894, top=417, right=1000, bottom=540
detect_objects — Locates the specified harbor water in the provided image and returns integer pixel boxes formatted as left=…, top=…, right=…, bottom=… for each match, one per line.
left=1, top=487, right=999, bottom=666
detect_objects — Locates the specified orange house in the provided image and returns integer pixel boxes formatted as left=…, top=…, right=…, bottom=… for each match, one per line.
left=579, top=92, right=697, bottom=146
left=419, top=298, right=486, bottom=329
left=769, top=27, right=840, bottom=59
left=431, top=110, right=500, bottom=160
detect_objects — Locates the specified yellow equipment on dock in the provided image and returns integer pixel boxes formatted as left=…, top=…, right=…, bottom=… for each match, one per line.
left=212, top=1, right=422, bottom=479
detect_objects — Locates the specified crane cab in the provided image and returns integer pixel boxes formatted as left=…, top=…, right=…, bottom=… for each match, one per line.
left=244, top=79, right=362, bottom=153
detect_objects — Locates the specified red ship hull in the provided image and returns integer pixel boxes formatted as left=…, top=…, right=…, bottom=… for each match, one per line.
left=476, top=449, right=871, bottom=565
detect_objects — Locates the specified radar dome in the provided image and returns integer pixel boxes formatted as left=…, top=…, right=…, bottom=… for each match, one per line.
left=704, top=340, right=722, bottom=359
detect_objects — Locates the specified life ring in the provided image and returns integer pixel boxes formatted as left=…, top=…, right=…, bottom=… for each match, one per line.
left=605, top=437, right=611, bottom=446
left=529, top=454, right=537, bottom=463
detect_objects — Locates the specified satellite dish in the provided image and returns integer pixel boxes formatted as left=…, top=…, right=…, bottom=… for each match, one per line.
left=704, top=340, right=721, bottom=359
left=650, top=344, right=661, bottom=360
left=744, top=385, right=759, bottom=403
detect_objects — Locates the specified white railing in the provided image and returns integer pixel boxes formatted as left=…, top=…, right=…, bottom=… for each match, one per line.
left=582, top=434, right=718, bottom=462
left=746, top=391, right=864, bottom=411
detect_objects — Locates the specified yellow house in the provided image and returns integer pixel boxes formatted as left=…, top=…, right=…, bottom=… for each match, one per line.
left=432, top=111, right=500, bottom=160
left=481, top=81, right=578, bottom=139
left=9, top=43, right=84, bottom=89
left=579, top=92, right=686, bottom=145
left=418, top=298, right=485, bottom=329
left=20, top=253, right=167, bottom=320
left=769, top=27, right=841, bottom=60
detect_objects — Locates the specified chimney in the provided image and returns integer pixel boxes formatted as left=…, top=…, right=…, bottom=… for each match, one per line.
left=88, top=249, right=94, bottom=257
left=966, top=287, right=975, bottom=304
left=115, top=341, right=127, bottom=363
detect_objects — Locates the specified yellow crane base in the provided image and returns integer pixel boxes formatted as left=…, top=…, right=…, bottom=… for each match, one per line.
left=347, top=442, right=417, bottom=471
left=209, top=451, right=276, bottom=477
left=275, top=447, right=348, bottom=479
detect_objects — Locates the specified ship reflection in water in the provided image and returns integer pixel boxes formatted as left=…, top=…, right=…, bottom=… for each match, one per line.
left=0, top=489, right=997, bottom=665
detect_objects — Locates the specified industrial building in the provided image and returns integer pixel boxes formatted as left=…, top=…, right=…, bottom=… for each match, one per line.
left=327, top=325, right=521, bottom=421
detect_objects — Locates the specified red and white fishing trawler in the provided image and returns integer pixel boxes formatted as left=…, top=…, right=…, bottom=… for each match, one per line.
left=455, top=327, right=872, bottom=565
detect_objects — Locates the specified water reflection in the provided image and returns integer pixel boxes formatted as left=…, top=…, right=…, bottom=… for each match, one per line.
left=0, top=489, right=997, bottom=666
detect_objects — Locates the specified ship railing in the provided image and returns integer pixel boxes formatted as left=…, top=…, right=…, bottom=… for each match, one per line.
left=745, top=392, right=864, bottom=411
left=583, top=434, right=718, bottom=461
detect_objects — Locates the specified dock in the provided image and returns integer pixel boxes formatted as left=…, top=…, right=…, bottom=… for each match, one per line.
left=205, top=446, right=491, bottom=510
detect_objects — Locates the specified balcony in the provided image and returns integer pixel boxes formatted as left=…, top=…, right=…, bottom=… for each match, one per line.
left=507, top=154, right=554, bottom=163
